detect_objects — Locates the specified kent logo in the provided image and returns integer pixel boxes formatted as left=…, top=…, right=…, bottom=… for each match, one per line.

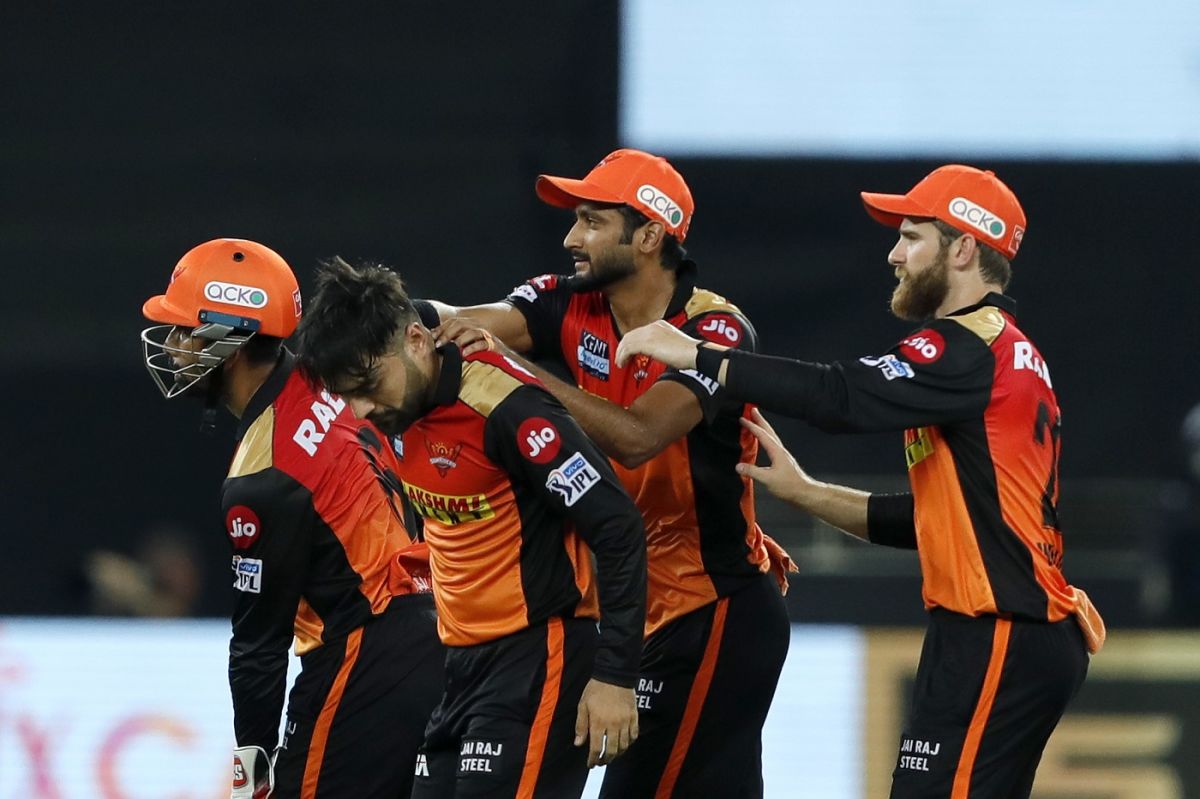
left=204, top=280, right=269, bottom=309
left=948, top=197, right=1006, bottom=239
left=577, top=330, right=611, bottom=379
left=637, top=184, right=684, bottom=227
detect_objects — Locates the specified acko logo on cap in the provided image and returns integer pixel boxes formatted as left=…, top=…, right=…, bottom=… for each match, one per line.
left=636, top=185, right=684, bottom=228
left=205, top=281, right=269, bottom=309
left=947, top=197, right=1006, bottom=240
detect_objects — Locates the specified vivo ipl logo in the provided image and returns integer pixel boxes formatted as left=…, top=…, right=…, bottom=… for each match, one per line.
left=947, top=197, right=1005, bottom=239
left=204, top=281, right=269, bottom=309
left=637, top=184, right=684, bottom=228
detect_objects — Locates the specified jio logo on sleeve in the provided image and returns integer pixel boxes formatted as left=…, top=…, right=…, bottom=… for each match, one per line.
left=517, top=417, right=562, bottom=464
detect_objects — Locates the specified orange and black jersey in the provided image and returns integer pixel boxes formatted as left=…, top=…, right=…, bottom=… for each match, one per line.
left=719, top=294, right=1104, bottom=645
left=223, top=351, right=424, bottom=752
left=506, top=263, right=776, bottom=637
left=395, top=344, right=646, bottom=687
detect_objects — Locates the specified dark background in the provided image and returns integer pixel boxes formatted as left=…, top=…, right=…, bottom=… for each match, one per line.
left=3, top=2, right=1196, bottom=621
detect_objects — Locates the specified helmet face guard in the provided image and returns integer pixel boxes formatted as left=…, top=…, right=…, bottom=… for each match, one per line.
left=141, top=314, right=258, bottom=399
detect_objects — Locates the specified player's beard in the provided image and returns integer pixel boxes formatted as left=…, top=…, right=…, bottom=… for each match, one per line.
left=174, top=363, right=225, bottom=402
left=891, top=247, right=950, bottom=322
left=571, top=245, right=637, bottom=292
left=365, top=353, right=431, bottom=436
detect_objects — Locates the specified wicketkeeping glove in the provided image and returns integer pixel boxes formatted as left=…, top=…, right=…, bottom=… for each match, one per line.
left=231, top=745, right=274, bottom=799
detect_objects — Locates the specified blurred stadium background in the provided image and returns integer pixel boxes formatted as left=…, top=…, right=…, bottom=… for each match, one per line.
left=3, top=2, right=1199, bottom=796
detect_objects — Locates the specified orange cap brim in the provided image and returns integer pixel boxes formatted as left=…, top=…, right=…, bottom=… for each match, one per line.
left=535, top=175, right=625, bottom=209
left=860, top=191, right=936, bottom=229
left=142, top=294, right=197, bottom=326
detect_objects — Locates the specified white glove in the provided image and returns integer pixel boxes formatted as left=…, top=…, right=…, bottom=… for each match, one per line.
left=231, top=745, right=274, bottom=799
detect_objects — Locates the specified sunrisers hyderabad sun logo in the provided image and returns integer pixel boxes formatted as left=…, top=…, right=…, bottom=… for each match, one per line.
left=425, top=438, right=463, bottom=477
left=632, top=354, right=652, bottom=383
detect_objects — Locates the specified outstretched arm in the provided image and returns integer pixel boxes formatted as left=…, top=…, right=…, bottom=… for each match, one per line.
left=738, top=408, right=870, bottom=540
left=738, top=409, right=917, bottom=548
left=442, top=326, right=704, bottom=469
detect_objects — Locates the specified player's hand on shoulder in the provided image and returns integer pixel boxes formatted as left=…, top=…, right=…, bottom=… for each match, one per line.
left=574, top=678, right=639, bottom=768
left=615, top=320, right=700, bottom=370
left=433, top=318, right=499, bottom=357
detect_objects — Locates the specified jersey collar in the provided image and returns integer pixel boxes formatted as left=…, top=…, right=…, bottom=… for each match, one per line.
left=430, top=342, right=463, bottom=407
left=236, top=348, right=296, bottom=442
left=664, top=260, right=700, bottom=318
left=947, top=291, right=1017, bottom=319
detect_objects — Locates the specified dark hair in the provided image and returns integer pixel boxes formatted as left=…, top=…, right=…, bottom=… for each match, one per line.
left=239, top=334, right=283, bottom=367
left=932, top=219, right=1012, bottom=290
left=616, top=205, right=688, bottom=271
left=295, top=256, right=419, bottom=392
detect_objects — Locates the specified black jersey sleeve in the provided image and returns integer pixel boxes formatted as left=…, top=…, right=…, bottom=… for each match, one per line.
left=221, top=470, right=313, bottom=751
left=867, top=492, right=918, bottom=549
left=658, top=310, right=759, bottom=425
left=484, top=384, right=647, bottom=688
left=504, top=274, right=576, bottom=361
left=723, top=318, right=995, bottom=433
left=413, top=299, right=442, bottom=329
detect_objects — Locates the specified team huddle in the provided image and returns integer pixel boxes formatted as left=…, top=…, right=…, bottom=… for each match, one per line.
left=141, top=150, right=1104, bottom=798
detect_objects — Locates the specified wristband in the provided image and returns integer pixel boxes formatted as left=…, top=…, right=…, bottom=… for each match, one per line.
left=695, top=344, right=730, bottom=381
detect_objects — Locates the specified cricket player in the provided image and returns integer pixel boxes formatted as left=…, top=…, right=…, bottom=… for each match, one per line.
left=141, top=239, right=444, bottom=798
left=616, top=165, right=1106, bottom=798
left=296, top=257, right=648, bottom=798
left=431, top=149, right=795, bottom=798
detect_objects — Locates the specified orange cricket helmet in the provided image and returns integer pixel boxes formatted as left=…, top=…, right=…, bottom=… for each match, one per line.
left=141, top=239, right=302, bottom=400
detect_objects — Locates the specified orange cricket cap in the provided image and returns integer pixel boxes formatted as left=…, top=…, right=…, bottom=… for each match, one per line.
left=536, top=148, right=695, bottom=242
left=861, top=164, right=1027, bottom=259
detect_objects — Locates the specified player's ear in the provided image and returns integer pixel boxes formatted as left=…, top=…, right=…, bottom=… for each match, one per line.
left=951, top=234, right=978, bottom=270
left=405, top=321, right=431, bottom=356
left=225, top=346, right=247, bottom=370
left=637, top=220, right=665, bottom=255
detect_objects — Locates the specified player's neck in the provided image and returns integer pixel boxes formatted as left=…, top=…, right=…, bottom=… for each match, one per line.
left=424, top=349, right=443, bottom=409
left=224, top=360, right=276, bottom=420
left=935, top=280, right=1002, bottom=319
left=604, top=261, right=677, bottom=336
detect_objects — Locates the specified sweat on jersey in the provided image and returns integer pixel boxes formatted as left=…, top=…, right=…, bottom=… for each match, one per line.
left=223, top=351, right=427, bottom=752
left=394, top=344, right=647, bottom=687
left=506, top=263, right=781, bottom=637
left=718, top=293, right=1105, bottom=652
